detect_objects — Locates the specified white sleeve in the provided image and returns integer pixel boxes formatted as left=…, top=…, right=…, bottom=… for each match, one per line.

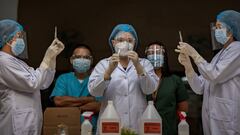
left=40, top=68, right=55, bottom=90
left=196, top=45, right=240, bottom=84
left=187, top=73, right=205, bottom=95
left=88, top=60, right=109, bottom=97
left=138, top=59, right=159, bottom=95
left=0, top=60, right=55, bottom=93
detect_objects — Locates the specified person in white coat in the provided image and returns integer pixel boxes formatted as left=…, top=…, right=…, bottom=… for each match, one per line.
left=88, top=24, right=158, bottom=134
left=175, top=10, right=240, bottom=135
left=0, top=19, right=64, bottom=135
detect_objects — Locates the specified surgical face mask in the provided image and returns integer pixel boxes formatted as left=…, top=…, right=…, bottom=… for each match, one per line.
left=147, top=54, right=164, bottom=68
left=72, top=58, right=91, bottom=73
left=114, top=41, right=134, bottom=56
left=11, top=38, right=25, bottom=56
left=215, top=28, right=230, bottom=45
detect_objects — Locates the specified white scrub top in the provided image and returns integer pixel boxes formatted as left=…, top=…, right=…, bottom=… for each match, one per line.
left=188, top=41, right=240, bottom=135
left=0, top=51, right=55, bottom=135
left=88, top=57, right=158, bottom=134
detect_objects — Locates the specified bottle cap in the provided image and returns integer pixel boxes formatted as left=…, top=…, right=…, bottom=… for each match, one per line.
left=148, top=101, right=154, bottom=105
left=178, top=111, right=187, bottom=120
left=108, top=100, right=113, bottom=104
left=82, top=111, right=94, bottom=121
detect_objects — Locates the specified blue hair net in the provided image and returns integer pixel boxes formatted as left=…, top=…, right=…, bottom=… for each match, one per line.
left=0, top=19, right=23, bottom=48
left=108, top=24, right=138, bottom=52
left=217, top=10, right=240, bottom=41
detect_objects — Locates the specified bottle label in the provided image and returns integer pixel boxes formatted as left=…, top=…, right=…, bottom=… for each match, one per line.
left=102, top=122, right=119, bottom=133
left=144, top=122, right=161, bottom=133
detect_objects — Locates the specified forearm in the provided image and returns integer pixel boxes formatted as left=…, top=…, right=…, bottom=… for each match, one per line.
left=79, top=102, right=101, bottom=113
left=104, top=68, right=113, bottom=80
left=139, top=74, right=158, bottom=95
left=134, top=63, right=145, bottom=75
left=54, top=96, right=83, bottom=107
left=177, top=101, right=188, bottom=112
left=78, top=96, right=95, bottom=105
left=88, top=76, right=109, bottom=97
left=187, top=73, right=204, bottom=95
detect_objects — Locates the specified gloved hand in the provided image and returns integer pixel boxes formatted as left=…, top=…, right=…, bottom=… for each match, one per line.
left=104, top=53, right=119, bottom=80
left=178, top=53, right=195, bottom=78
left=128, top=51, right=145, bottom=76
left=175, top=42, right=204, bottom=65
left=40, top=38, right=65, bottom=69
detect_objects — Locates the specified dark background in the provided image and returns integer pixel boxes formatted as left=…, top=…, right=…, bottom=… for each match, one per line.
left=17, top=0, right=240, bottom=72
left=1, top=1, right=239, bottom=134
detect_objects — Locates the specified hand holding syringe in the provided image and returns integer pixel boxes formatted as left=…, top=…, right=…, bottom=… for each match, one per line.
left=51, top=26, right=65, bottom=52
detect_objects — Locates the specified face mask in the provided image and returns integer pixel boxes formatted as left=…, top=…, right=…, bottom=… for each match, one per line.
left=215, top=28, right=230, bottom=45
left=147, top=54, right=164, bottom=68
left=114, top=41, right=134, bottom=56
left=11, top=38, right=25, bottom=56
left=72, top=58, right=91, bottom=73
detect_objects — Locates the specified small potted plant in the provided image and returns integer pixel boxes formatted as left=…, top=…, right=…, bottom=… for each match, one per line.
left=121, top=127, right=137, bottom=135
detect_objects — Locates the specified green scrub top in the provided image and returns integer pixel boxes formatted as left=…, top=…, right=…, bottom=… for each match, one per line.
left=147, top=75, right=189, bottom=135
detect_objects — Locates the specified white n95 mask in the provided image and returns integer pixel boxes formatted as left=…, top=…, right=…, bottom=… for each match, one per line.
left=114, top=41, right=134, bottom=57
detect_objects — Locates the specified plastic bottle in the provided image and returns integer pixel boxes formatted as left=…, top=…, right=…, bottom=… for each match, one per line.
left=81, top=111, right=94, bottom=135
left=140, top=101, right=162, bottom=135
left=100, top=100, right=121, bottom=135
left=178, top=111, right=189, bottom=135
left=56, top=123, right=69, bottom=135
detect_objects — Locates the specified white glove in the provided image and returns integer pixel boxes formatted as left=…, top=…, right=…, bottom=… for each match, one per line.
left=175, top=42, right=204, bottom=65
left=104, top=53, right=119, bottom=80
left=40, top=38, right=65, bottom=69
left=178, top=53, right=195, bottom=78
left=128, top=51, right=145, bottom=76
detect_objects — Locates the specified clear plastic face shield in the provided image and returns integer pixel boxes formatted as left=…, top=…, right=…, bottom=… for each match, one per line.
left=7, top=31, right=28, bottom=59
left=146, top=45, right=165, bottom=68
left=211, top=22, right=232, bottom=49
left=113, top=32, right=135, bottom=57
left=17, top=31, right=28, bottom=59
left=210, top=22, right=223, bottom=50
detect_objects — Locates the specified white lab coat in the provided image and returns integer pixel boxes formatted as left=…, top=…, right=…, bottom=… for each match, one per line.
left=88, top=58, right=158, bottom=134
left=0, top=51, right=55, bottom=135
left=187, top=41, right=240, bottom=135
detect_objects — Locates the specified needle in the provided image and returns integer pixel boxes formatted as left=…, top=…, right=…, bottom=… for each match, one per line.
left=179, top=30, right=183, bottom=42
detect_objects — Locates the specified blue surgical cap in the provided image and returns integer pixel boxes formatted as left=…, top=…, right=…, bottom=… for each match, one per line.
left=0, top=19, right=23, bottom=48
left=108, top=24, right=138, bottom=52
left=217, top=10, right=240, bottom=41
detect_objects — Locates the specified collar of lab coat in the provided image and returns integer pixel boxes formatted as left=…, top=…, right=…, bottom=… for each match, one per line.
left=117, top=59, right=134, bottom=73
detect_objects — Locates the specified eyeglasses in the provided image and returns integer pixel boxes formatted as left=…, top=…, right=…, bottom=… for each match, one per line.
left=71, top=55, right=92, bottom=60
left=115, top=38, right=135, bottom=44
left=15, top=32, right=24, bottom=38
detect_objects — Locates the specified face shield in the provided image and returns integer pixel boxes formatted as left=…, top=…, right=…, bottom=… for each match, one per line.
left=109, top=24, right=138, bottom=52
left=17, top=31, right=28, bottom=59
left=216, top=10, right=240, bottom=41
left=211, top=22, right=233, bottom=48
left=210, top=22, right=223, bottom=51
left=146, top=45, right=165, bottom=68
left=113, top=32, right=135, bottom=57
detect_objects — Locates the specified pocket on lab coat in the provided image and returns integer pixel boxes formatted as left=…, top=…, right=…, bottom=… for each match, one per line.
left=12, top=108, right=38, bottom=135
left=210, top=97, right=234, bottom=122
